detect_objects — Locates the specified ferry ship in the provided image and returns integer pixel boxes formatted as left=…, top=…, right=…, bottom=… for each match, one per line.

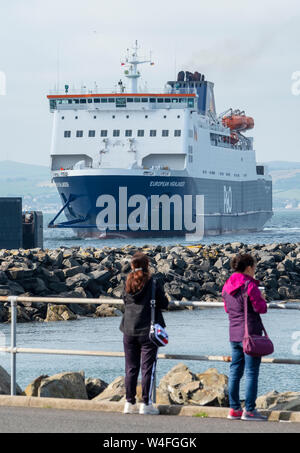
left=47, top=42, right=273, bottom=238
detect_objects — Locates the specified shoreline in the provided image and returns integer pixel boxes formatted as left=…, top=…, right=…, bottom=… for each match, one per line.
left=0, top=242, right=299, bottom=323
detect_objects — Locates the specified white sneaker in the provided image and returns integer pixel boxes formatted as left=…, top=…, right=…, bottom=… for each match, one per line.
left=139, top=403, right=160, bottom=415
left=123, top=402, right=139, bottom=414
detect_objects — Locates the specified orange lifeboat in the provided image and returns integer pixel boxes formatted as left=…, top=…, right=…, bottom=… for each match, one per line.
left=245, top=116, right=254, bottom=130
left=222, top=115, right=248, bottom=131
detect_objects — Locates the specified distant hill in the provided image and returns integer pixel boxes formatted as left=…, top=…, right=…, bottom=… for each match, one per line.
left=0, top=160, right=59, bottom=212
left=266, top=161, right=300, bottom=171
left=0, top=160, right=51, bottom=180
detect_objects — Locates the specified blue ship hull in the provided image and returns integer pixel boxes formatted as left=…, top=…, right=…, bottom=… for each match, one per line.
left=52, top=174, right=273, bottom=238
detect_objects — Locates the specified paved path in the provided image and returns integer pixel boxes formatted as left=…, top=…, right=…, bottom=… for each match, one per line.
left=0, top=406, right=298, bottom=433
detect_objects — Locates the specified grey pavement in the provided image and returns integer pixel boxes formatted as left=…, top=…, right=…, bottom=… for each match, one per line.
left=0, top=406, right=298, bottom=433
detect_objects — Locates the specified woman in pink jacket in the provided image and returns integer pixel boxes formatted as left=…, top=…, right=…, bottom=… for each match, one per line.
left=222, top=253, right=268, bottom=422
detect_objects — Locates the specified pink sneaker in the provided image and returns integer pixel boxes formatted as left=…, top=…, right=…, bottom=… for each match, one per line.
left=227, top=408, right=243, bottom=420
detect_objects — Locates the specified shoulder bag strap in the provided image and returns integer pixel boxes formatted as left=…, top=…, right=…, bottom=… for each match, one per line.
left=244, top=281, right=269, bottom=338
left=150, top=279, right=156, bottom=326
left=243, top=281, right=250, bottom=338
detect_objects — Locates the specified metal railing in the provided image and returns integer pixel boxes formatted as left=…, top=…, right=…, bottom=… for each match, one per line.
left=0, top=296, right=299, bottom=400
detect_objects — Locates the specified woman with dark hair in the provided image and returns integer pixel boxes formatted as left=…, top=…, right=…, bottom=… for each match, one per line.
left=222, top=253, right=268, bottom=422
left=120, top=252, right=169, bottom=415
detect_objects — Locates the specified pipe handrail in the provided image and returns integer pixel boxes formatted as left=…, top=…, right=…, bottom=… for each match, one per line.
left=0, top=295, right=299, bottom=309
left=0, top=347, right=299, bottom=365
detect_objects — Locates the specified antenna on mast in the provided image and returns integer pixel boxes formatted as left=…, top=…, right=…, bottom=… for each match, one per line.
left=121, top=40, right=154, bottom=93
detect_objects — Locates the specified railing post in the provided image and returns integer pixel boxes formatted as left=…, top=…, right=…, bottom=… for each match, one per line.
left=152, top=371, right=157, bottom=404
left=9, top=296, right=18, bottom=396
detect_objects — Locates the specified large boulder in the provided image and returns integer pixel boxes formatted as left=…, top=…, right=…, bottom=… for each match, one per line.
left=38, top=371, right=88, bottom=399
left=45, top=304, right=77, bottom=322
left=85, top=377, right=108, bottom=400
left=157, top=364, right=228, bottom=407
left=256, top=391, right=300, bottom=411
left=24, top=375, right=49, bottom=397
left=0, top=366, right=23, bottom=395
left=93, top=304, right=122, bottom=318
left=94, top=376, right=125, bottom=402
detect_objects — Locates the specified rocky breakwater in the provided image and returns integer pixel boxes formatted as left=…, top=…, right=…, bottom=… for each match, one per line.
left=0, top=242, right=299, bottom=323
left=1, top=364, right=299, bottom=412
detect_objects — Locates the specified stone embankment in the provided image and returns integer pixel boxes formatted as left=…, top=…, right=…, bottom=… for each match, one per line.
left=0, top=242, right=299, bottom=323
left=1, top=364, right=299, bottom=412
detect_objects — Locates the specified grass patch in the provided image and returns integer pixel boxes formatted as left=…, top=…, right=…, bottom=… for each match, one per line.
left=193, top=412, right=208, bottom=418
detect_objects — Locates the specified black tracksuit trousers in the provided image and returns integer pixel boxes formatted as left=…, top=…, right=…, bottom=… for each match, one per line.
left=123, top=333, right=158, bottom=405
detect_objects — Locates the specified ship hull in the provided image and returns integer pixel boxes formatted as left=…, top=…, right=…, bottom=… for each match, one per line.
left=52, top=174, right=273, bottom=238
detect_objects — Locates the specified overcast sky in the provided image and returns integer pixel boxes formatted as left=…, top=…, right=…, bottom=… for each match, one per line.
left=0, top=0, right=300, bottom=166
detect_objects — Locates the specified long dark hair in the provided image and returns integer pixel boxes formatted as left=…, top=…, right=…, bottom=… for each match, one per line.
left=231, top=254, right=256, bottom=273
left=125, top=252, right=150, bottom=294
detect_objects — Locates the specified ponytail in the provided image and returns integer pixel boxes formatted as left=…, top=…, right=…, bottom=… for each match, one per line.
left=125, top=252, right=150, bottom=294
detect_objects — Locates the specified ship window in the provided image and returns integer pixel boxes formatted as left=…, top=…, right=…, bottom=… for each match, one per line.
left=256, top=165, right=264, bottom=175
left=150, top=130, right=156, bottom=137
left=88, top=99, right=93, bottom=103
left=157, top=98, right=163, bottom=103
left=174, top=130, right=181, bottom=137
left=76, top=130, right=83, bottom=137
left=49, top=100, right=57, bottom=110
left=80, top=99, right=87, bottom=104
left=162, top=130, right=169, bottom=137
left=108, top=98, right=115, bottom=103
left=89, top=130, right=95, bottom=137
left=188, top=155, right=193, bottom=163
left=164, top=98, right=171, bottom=103
left=137, top=130, right=144, bottom=137
left=177, top=115, right=180, bottom=118
left=188, top=98, right=195, bottom=108
left=64, top=131, right=71, bottom=138
left=127, top=98, right=134, bottom=102
left=149, top=98, right=156, bottom=103
left=101, top=98, right=108, bottom=103
left=94, top=98, right=100, bottom=103
left=93, top=116, right=97, bottom=119
left=172, top=98, right=179, bottom=103
left=141, top=98, right=148, bottom=103
left=116, top=98, right=126, bottom=108
left=113, top=129, right=120, bottom=137
left=134, top=98, right=141, bottom=103
left=74, top=99, right=79, bottom=104
left=101, top=130, right=108, bottom=137
left=75, top=116, right=78, bottom=119
left=68, top=100, right=73, bottom=104
left=61, top=116, right=65, bottom=120
left=188, top=145, right=193, bottom=153
left=125, top=130, right=132, bottom=137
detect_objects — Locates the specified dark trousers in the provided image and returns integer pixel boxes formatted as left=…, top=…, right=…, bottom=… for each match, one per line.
left=123, top=333, right=158, bottom=405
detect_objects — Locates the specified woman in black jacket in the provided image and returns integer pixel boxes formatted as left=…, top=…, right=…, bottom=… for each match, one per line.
left=120, top=252, right=169, bottom=415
